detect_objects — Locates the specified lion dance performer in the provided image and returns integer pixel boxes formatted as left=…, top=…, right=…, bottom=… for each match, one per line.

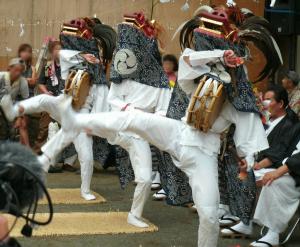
left=55, top=4, right=283, bottom=246
left=107, top=13, right=171, bottom=227
left=1, top=17, right=116, bottom=201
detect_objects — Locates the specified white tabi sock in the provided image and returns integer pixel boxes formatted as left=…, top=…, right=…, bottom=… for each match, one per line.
left=251, top=228, right=279, bottom=247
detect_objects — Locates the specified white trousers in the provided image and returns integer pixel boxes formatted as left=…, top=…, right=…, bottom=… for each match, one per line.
left=19, top=84, right=109, bottom=194
left=114, top=134, right=152, bottom=218
left=254, top=175, right=300, bottom=233
left=71, top=111, right=220, bottom=247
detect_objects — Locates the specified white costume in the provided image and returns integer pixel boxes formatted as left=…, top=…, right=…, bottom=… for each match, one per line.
left=108, top=79, right=170, bottom=226
left=254, top=140, right=300, bottom=234
left=56, top=47, right=269, bottom=247
left=1, top=50, right=109, bottom=201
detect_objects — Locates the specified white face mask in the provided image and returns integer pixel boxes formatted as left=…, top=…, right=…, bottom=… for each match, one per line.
left=262, top=99, right=271, bottom=108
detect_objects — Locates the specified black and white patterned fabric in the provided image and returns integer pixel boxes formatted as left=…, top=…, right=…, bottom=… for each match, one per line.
left=218, top=125, right=256, bottom=225
left=110, top=24, right=169, bottom=89
left=60, top=34, right=107, bottom=85
left=159, top=82, right=193, bottom=206
left=194, top=32, right=259, bottom=114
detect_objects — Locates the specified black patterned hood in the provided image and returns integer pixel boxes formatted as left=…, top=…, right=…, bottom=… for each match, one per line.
left=194, top=31, right=259, bottom=114
left=110, top=24, right=169, bottom=89
left=60, top=34, right=107, bottom=85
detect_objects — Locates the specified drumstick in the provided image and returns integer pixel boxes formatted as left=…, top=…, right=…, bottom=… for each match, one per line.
left=227, top=145, right=248, bottom=180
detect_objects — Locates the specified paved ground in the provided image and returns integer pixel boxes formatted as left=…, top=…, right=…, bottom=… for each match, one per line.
left=18, top=168, right=300, bottom=247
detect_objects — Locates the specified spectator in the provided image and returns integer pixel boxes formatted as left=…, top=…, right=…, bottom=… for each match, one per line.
left=162, top=54, right=178, bottom=88
left=18, top=44, right=40, bottom=148
left=250, top=122, right=300, bottom=247
left=0, top=58, right=29, bottom=145
left=282, top=70, right=300, bottom=118
left=255, top=85, right=298, bottom=169
left=221, top=85, right=298, bottom=238
left=18, top=43, right=37, bottom=97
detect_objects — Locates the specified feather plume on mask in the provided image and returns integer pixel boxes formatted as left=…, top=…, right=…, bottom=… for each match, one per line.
left=238, top=16, right=283, bottom=82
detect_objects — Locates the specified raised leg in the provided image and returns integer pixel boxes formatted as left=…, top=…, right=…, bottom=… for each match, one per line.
left=20, top=94, right=64, bottom=122
left=66, top=110, right=182, bottom=159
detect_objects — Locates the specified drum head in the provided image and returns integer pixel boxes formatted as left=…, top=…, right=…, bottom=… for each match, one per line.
left=187, top=77, right=225, bottom=132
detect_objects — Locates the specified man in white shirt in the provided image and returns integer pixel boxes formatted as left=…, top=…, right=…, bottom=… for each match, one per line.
left=0, top=58, right=29, bottom=141
left=250, top=123, right=300, bottom=247
left=221, top=85, right=297, bottom=238
left=0, top=58, right=29, bottom=101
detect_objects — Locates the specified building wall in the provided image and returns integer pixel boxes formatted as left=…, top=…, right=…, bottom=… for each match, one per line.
left=0, top=0, right=209, bottom=69
left=0, top=0, right=267, bottom=86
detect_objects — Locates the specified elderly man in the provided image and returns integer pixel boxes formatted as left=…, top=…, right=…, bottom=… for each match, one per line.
left=282, top=70, right=300, bottom=118
left=250, top=122, right=300, bottom=247
left=220, top=85, right=298, bottom=238
left=0, top=58, right=29, bottom=142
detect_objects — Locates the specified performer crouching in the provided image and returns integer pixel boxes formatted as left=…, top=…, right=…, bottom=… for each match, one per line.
left=108, top=13, right=171, bottom=227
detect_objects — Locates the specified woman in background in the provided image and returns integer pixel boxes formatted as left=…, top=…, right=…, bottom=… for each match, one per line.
left=162, top=54, right=178, bottom=89
left=18, top=44, right=37, bottom=98
left=13, top=44, right=37, bottom=147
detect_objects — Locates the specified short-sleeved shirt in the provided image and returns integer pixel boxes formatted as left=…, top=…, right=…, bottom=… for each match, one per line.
left=39, top=61, right=65, bottom=96
left=0, top=71, right=29, bottom=101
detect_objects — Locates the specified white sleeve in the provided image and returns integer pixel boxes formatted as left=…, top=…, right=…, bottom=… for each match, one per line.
left=60, top=50, right=84, bottom=80
left=178, top=48, right=225, bottom=96
left=221, top=102, right=269, bottom=169
left=107, top=83, right=127, bottom=111
left=188, top=49, right=225, bottom=67
left=155, top=88, right=172, bottom=116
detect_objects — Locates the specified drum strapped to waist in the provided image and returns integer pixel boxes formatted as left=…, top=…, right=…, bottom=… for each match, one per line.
left=64, top=69, right=91, bottom=110
left=187, top=75, right=225, bottom=133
